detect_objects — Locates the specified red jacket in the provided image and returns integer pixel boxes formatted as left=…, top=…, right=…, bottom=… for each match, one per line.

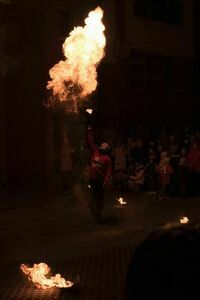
left=87, top=128, right=112, bottom=186
left=158, top=163, right=173, bottom=185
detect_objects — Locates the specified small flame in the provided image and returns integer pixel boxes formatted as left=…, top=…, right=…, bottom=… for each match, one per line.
left=117, top=197, right=127, bottom=205
left=20, top=263, right=73, bottom=289
left=180, top=216, right=189, bottom=224
left=47, top=7, right=106, bottom=110
left=86, top=109, right=93, bottom=114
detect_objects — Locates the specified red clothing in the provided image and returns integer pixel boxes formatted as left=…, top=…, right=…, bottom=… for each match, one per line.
left=87, top=128, right=112, bottom=186
left=187, top=149, right=200, bottom=172
left=158, top=163, right=173, bottom=185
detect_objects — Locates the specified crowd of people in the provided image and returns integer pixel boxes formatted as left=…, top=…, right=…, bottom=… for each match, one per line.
left=111, top=126, right=200, bottom=199
left=61, top=125, right=200, bottom=199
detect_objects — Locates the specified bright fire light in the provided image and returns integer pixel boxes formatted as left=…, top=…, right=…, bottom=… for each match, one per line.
left=47, top=7, right=106, bottom=110
left=180, top=216, right=189, bottom=224
left=86, top=109, right=93, bottom=114
left=117, top=197, right=127, bottom=205
left=20, top=263, right=73, bottom=289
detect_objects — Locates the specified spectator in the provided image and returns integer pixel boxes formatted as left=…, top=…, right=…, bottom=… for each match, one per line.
left=145, top=158, right=158, bottom=192
left=128, top=163, right=145, bottom=193
left=157, top=155, right=173, bottom=199
left=177, top=152, right=189, bottom=197
left=113, top=139, right=127, bottom=172
left=126, top=223, right=200, bottom=300
left=187, top=141, right=200, bottom=196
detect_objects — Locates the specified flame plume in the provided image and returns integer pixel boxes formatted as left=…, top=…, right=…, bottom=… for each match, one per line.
left=47, top=7, right=106, bottom=110
left=20, top=263, right=73, bottom=289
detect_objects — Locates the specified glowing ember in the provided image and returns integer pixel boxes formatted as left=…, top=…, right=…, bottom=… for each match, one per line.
left=117, top=197, right=127, bottom=205
left=20, top=263, right=73, bottom=289
left=47, top=7, right=106, bottom=110
left=180, top=216, right=189, bottom=224
left=86, top=109, right=93, bottom=114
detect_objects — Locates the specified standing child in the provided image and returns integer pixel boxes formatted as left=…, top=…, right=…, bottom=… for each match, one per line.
left=177, top=153, right=188, bottom=197
left=157, top=156, right=173, bottom=199
left=129, top=163, right=145, bottom=194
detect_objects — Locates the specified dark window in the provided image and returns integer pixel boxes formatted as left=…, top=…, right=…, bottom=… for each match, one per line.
left=129, top=49, right=189, bottom=92
left=133, top=0, right=184, bottom=26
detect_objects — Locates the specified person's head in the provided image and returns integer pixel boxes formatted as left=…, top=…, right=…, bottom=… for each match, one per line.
left=148, top=158, right=154, bottom=164
left=126, top=223, right=200, bottom=300
left=179, top=156, right=186, bottom=166
left=99, top=142, right=110, bottom=155
left=161, top=151, right=168, bottom=160
left=191, top=134, right=196, bottom=143
left=191, top=141, right=199, bottom=150
left=135, top=162, right=143, bottom=170
left=131, top=141, right=136, bottom=148
left=149, top=140, right=154, bottom=147
left=163, top=156, right=170, bottom=164
left=180, top=147, right=186, bottom=156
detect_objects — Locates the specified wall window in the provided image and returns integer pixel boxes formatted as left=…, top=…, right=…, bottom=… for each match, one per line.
left=133, top=0, right=184, bottom=26
left=129, top=50, right=191, bottom=93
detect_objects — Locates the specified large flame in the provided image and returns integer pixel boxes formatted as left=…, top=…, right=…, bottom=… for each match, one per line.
left=47, top=7, right=106, bottom=108
left=20, top=263, right=73, bottom=289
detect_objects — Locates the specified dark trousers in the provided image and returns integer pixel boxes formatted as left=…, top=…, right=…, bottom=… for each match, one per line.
left=89, top=178, right=104, bottom=221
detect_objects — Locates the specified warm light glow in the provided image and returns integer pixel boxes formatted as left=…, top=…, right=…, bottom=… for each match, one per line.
left=117, top=197, right=127, bottom=205
left=20, top=263, right=73, bottom=289
left=86, top=109, right=93, bottom=114
left=88, top=184, right=91, bottom=189
left=47, top=7, right=106, bottom=110
left=180, top=216, right=189, bottom=224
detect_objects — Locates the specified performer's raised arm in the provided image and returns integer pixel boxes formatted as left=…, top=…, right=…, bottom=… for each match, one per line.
left=87, top=126, right=97, bottom=153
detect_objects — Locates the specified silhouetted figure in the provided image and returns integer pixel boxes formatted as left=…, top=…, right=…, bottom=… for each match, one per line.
left=126, top=223, right=200, bottom=300
left=87, top=126, right=112, bottom=223
left=187, top=142, right=200, bottom=196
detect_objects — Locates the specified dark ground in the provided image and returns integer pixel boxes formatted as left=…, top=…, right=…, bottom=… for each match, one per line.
left=0, top=183, right=200, bottom=299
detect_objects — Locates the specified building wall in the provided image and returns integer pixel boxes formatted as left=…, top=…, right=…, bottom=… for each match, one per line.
left=97, top=0, right=194, bottom=136
left=0, top=3, right=8, bottom=186
left=2, top=0, right=195, bottom=188
left=4, top=0, right=46, bottom=187
left=126, top=0, right=193, bottom=57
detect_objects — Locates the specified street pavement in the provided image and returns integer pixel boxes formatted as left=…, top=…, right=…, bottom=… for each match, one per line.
left=0, top=184, right=200, bottom=299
